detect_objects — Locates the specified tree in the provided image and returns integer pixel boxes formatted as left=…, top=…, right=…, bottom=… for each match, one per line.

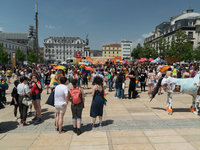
left=193, top=42, right=200, bottom=61
left=39, top=57, right=44, bottom=63
left=0, top=44, right=9, bottom=64
left=16, top=47, right=25, bottom=64
left=157, top=36, right=168, bottom=58
left=166, top=36, right=177, bottom=57
left=173, top=29, right=193, bottom=61
left=131, top=43, right=143, bottom=59
left=27, top=49, right=37, bottom=63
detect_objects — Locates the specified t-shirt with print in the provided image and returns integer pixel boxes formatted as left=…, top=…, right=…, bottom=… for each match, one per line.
left=54, top=84, right=69, bottom=108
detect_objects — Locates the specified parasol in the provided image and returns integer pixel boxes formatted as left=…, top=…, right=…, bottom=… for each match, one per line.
left=53, top=65, right=66, bottom=70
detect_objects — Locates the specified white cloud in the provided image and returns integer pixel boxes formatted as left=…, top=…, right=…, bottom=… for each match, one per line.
left=45, top=25, right=57, bottom=29
left=0, top=27, right=3, bottom=31
left=142, top=32, right=152, bottom=38
left=132, top=38, right=143, bottom=48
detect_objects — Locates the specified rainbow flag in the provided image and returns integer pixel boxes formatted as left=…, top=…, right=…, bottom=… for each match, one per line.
left=0, top=80, right=9, bottom=90
left=125, top=74, right=128, bottom=78
left=104, top=93, right=107, bottom=106
left=53, top=79, right=58, bottom=86
left=136, top=78, right=139, bottom=87
left=78, top=65, right=90, bottom=74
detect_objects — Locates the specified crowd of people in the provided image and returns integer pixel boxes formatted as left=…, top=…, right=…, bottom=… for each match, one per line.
left=0, top=62, right=199, bottom=133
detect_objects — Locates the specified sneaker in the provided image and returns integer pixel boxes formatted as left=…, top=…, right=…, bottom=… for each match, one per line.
left=98, top=123, right=102, bottom=127
left=34, top=118, right=41, bottom=124
left=91, top=124, right=95, bottom=129
left=56, top=128, right=66, bottom=132
left=59, top=131, right=65, bottom=134
left=77, top=128, right=82, bottom=136
left=14, top=117, right=18, bottom=120
left=23, top=122, right=27, bottom=126
left=20, top=119, right=23, bottom=124
left=30, top=117, right=37, bottom=121
left=73, top=127, right=77, bottom=133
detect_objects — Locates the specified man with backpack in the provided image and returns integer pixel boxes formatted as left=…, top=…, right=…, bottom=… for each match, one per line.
left=69, top=78, right=85, bottom=136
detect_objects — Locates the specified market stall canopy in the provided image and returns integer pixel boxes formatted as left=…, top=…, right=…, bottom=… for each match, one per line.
left=148, top=58, right=154, bottom=62
left=137, top=58, right=147, bottom=62
left=150, top=57, right=167, bottom=64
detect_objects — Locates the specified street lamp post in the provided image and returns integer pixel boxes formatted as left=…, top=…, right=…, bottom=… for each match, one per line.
left=63, top=33, right=65, bottom=61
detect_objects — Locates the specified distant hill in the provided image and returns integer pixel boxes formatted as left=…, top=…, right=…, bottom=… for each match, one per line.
left=90, top=50, right=102, bottom=56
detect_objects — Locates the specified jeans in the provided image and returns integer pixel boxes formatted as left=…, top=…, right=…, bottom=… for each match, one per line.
left=114, top=88, right=118, bottom=97
left=108, top=80, right=112, bottom=91
left=118, top=87, right=124, bottom=98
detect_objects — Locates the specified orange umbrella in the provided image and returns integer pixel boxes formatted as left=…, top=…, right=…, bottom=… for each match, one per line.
left=158, top=65, right=170, bottom=72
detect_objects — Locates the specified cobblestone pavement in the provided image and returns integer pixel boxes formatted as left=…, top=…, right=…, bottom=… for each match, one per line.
left=1, top=78, right=200, bottom=150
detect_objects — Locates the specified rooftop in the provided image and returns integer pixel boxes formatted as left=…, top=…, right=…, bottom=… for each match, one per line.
left=103, top=44, right=121, bottom=47
left=0, top=32, right=29, bottom=40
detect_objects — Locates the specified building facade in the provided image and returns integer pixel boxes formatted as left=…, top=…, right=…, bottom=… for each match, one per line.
left=43, top=36, right=85, bottom=63
left=0, top=38, right=27, bottom=65
left=121, top=40, right=132, bottom=60
left=144, top=8, right=200, bottom=51
left=102, top=44, right=121, bottom=57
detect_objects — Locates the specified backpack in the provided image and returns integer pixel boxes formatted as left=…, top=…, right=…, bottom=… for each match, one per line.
left=70, top=87, right=82, bottom=105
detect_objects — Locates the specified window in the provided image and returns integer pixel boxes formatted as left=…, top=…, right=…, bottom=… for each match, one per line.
left=188, top=32, right=193, bottom=39
left=109, top=48, right=110, bottom=50
left=57, top=56, right=58, bottom=59
left=104, top=51, right=106, bottom=54
left=188, top=21, right=193, bottom=27
left=117, top=52, right=119, bottom=54
left=104, top=47, right=106, bottom=50
left=104, top=55, right=106, bottom=57
left=60, top=56, right=61, bottom=59
left=60, top=52, right=61, bottom=55
left=178, top=23, right=181, bottom=28
left=109, top=51, right=110, bottom=54
left=113, top=51, right=114, bottom=54
left=113, top=48, right=114, bottom=50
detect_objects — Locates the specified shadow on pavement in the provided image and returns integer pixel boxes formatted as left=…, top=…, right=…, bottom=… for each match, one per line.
left=0, top=121, right=19, bottom=133
left=152, top=107, right=192, bottom=113
left=29, top=108, right=55, bottom=126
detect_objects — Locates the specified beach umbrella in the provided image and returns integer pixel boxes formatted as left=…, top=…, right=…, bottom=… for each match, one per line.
left=50, top=63, right=56, bottom=66
left=53, top=65, right=66, bottom=70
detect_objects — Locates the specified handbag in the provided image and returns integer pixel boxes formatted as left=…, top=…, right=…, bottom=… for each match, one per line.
left=45, top=91, right=55, bottom=107
left=122, top=82, right=125, bottom=89
left=22, top=85, right=32, bottom=106
left=122, top=76, right=125, bottom=89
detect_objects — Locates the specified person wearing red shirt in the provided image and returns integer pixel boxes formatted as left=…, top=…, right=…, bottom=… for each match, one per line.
left=30, top=73, right=42, bottom=124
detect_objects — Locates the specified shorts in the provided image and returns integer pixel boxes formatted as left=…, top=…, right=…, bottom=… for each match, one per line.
left=7, top=76, right=11, bottom=77
left=82, top=78, right=88, bottom=85
left=56, top=105, right=67, bottom=113
left=31, top=93, right=41, bottom=100
left=45, top=80, right=50, bottom=85
left=172, top=74, right=177, bottom=77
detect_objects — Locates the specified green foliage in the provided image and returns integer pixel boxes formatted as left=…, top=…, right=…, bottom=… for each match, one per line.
left=173, top=30, right=193, bottom=61
left=39, top=57, right=44, bottom=63
left=193, top=42, right=200, bottom=61
left=16, top=47, right=25, bottom=62
left=131, top=43, right=143, bottom=59
left=132, top=29, right=193, bottom=61
left=27, top=49, right=37, bottom=63
left=0, top=44, right=10, bottom=64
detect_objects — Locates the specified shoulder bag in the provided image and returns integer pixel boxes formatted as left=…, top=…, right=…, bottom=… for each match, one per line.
left=22, top=85, right=32, bottom=106
left=122, top=76, right=125, bottom=89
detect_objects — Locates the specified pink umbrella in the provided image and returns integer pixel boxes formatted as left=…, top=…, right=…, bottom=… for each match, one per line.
left=122, top=60, right=127, bottom=63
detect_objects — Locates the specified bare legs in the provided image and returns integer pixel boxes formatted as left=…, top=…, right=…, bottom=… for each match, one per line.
left=92, top=116, right=102, bottom=126
left=56, top=112, right=65, bottom=132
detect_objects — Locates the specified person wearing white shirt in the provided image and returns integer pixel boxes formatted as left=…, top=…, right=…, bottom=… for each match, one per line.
left=54, top=77, right=69, bottom=133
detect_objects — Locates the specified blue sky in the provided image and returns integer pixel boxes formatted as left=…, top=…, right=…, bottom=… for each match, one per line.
left=1, top=0, right=200, bottom=50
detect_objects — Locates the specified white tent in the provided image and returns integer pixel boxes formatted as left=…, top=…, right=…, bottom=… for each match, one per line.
left=150, top=57, right=167, bottom=64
